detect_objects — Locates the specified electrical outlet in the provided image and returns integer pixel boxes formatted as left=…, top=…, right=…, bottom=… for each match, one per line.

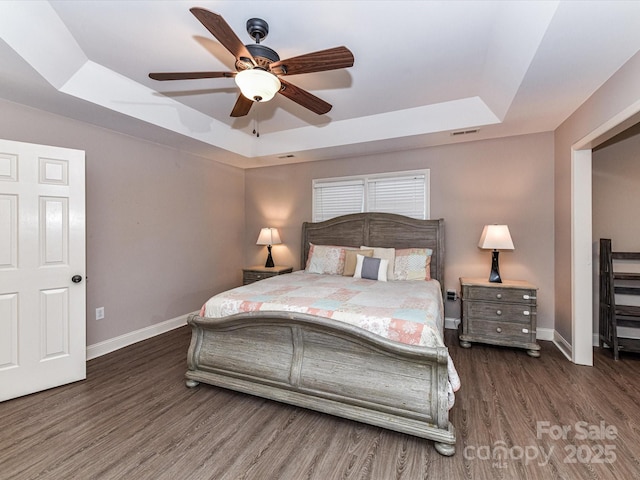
left=96, top=307, right=105, bottom=320
left=446, top=289, right=458, bottom=301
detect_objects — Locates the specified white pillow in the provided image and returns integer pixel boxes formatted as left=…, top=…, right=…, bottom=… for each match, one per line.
left=354, top=254, right=388, bottom=281
left=361, top=246, right=395, bottom=280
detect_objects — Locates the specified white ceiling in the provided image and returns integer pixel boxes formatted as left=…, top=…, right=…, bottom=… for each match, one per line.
left=1, top=0, right=640, bottom=168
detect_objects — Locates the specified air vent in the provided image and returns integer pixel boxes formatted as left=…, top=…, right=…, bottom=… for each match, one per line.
left=451, top=129, right=479, bottom=136
left=277, top=154, right=296, bottom=159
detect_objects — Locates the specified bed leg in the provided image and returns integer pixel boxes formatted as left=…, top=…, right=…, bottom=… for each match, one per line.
left=185, top=379, right=200, bottom=388
left=434, top=442, right=456, bottom=456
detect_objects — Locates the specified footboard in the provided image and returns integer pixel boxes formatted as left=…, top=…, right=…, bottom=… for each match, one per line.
left=185, top=312, right=456, bottom=455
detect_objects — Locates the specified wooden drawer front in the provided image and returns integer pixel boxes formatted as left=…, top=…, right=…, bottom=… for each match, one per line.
left=468, top=319, right=533, bottom=343
left=464, top=286, right=536, bottom=305
left=244, top=271, right=276, bottom=284
left=466, top=301, right=535, bottom=324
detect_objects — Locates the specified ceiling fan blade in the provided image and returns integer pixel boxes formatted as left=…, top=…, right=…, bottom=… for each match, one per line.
left=149, top=72, right=234, bottom=81
left=278, top=78, right=332, bottom=115
left=269, top=46, right=354, bottom=76
left=230, top=94, right=254, bottom=117
left=190, top=8, right=256, bottom=66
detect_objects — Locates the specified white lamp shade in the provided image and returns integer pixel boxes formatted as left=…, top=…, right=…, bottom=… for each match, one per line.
left=235, top=69, right=281, bottom=102
left=256, top=227, right=281, bottom=246
left=478, top=225, right=514, bottom=250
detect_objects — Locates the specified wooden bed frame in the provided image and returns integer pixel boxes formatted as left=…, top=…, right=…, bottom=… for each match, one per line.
left=185, top=213, right=456, bottom=455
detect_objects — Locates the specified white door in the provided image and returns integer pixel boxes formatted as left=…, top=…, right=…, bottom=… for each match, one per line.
left=0, top=138, right=86, bottom=402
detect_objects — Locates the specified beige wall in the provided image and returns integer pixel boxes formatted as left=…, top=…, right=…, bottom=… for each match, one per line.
left=245, top=132, right=555, bottom=328
left=0, top=99, right=245, bottom=345
left=554, top=50, right=640, bottom=343
left=592, top=123, right=640, bottom=333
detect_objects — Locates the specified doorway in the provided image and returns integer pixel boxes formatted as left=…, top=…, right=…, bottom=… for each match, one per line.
left=571, top=109, right=640, bottom=365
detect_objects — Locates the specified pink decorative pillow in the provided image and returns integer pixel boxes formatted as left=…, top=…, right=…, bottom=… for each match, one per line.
left=306, top=244, right=350, bottom=275
left=394, top=248, right=433, bottom=280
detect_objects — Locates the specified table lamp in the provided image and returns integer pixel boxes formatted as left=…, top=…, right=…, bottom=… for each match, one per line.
left=478, top=224, right=514, bottom=283
left=256, top=227, right=281, bottom=268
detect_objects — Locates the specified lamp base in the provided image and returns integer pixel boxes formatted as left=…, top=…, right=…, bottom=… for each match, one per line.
left=488, top=250, right=502, bottom=283
left=264, top=245, right=275, bottom=268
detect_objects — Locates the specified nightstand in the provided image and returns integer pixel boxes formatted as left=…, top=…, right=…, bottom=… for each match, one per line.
left=242, top=265, right=293, bottom=285
left=459, top=277, right=540, bottom=357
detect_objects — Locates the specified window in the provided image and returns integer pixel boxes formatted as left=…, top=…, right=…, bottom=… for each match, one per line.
left=312, top=170, right=430, bottom=222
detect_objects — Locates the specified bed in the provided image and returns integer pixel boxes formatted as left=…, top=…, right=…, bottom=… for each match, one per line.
left=185, top=212, right=458, bottom=455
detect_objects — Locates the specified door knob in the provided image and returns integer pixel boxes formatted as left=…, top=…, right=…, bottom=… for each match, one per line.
left=71, top=275, right=83, bottom=283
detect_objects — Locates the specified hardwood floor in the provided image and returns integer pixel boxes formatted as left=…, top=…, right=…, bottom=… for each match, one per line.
left=1, top=326, right=639, bottom=480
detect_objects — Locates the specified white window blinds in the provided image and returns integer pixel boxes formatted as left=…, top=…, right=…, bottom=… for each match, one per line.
left=367, top=174, right=426, bottom=219
left=313, top=179, right=364, bottom=222
left=313, top=170, right=429, bottom=222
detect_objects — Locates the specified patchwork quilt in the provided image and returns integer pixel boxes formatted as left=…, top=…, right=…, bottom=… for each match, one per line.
left=201, top=271, right=461, bottom=407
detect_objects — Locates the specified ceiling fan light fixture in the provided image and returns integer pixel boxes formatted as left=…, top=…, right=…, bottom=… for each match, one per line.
left=235, top=69, right=281, bottom=102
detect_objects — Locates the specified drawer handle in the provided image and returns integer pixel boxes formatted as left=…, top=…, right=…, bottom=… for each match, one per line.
left=496, top=327, right=502, bottom=333
left=523, top=310, right=530, bottom=316
left=496, top=310, right=502, bottom=316
left=522, top=328, right=529, bottom=334
left=523, top=294, right=530, bottom=300
left=496, top=293, right=502, bottom=299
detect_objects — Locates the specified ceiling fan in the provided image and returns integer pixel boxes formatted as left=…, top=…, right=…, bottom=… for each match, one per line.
left=149, top=8, right=355, bottom=118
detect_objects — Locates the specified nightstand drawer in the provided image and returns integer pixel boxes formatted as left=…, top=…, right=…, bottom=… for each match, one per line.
left=465, top=286, right=536, bottom=305
left=466, top=302, right=535, bottom=324
left=242, top=266, right=293, bottom=285
left=467, top=319, right=533, bottom=342
left=244, top=271, right=275, bottom=283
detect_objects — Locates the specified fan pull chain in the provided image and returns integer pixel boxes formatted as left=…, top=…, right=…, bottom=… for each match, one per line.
left=253, top=108, right=260, bottom=137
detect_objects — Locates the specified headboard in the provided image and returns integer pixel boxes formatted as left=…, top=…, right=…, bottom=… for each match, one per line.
left=301, top=213, right=445, bottom=294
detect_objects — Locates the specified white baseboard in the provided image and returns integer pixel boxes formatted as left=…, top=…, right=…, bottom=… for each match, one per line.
left=553, top=330, right=573, bottom=361
left=592, top=329, right=640, bottom=348
left=444, top=317, right=460, bottom=330
left=86, top=312, right=194, bottom=360
left=536, top=327, right=554, bottom=342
